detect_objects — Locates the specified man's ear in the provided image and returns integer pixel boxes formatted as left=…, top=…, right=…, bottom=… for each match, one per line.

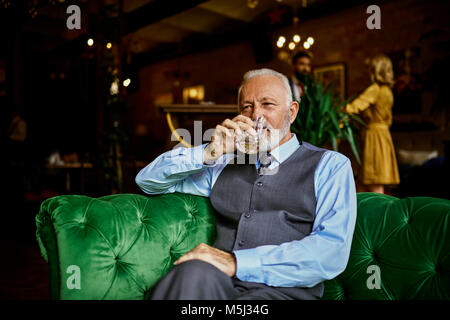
left=289, top=101, right=299, bottom=124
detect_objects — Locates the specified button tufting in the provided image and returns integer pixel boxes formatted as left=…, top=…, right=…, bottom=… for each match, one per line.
left=403, top=216, right=412, bottom=225
left=434, top=264, right=441, bottom=274
left=372, top=250, right=379, bottom=260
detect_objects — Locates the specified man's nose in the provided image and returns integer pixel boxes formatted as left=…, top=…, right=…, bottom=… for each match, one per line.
left=251, top=106, right=263, bottom=120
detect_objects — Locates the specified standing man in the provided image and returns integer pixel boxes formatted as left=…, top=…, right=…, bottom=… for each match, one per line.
left=289, top=51, right=313, bottom=102
left=136, top=68, right=357, bottom=300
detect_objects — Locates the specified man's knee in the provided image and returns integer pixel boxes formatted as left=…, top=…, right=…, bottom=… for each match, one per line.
left=150, top=259, right=235, bottom=300
left=172, top=259, right=225, bottom=281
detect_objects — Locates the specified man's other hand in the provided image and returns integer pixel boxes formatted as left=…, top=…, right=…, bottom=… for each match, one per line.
left=173, top=243, right=237, bottom=277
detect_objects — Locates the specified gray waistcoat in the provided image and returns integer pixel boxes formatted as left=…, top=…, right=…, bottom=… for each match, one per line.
left=209, top=140, right=327, bottom=299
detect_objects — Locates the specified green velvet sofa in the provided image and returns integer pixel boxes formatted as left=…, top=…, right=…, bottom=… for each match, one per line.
left=35, top=192, right=450, bottom=300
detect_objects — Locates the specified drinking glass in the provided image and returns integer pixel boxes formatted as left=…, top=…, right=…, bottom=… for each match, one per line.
left=235, top=116, right=267, bottom=154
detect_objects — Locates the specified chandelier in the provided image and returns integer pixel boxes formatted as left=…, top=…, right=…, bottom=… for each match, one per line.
left=275, top=16, right=314, bottom=62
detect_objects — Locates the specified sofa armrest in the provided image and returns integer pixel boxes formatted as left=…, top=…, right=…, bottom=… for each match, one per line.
left=36, top=192, right=216, bottom=300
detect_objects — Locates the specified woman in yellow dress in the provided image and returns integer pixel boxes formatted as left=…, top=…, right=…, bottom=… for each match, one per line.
left=346, top=54, right=400, bottom=194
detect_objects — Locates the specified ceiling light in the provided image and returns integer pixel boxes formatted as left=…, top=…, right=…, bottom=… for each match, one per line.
left=87, top=38, right=94, bottom=47
left=307, top=37, right=314, bottom=45
left=293, top=35, right=300, bottom=43
left=288, top=42, right=296, bottom=50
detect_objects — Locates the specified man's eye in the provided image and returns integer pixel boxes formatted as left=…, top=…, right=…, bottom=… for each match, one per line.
left=243, top=105, right=251, bottom=109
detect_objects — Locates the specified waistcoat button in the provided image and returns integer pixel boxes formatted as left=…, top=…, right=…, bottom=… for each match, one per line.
left=256, top=182, right=263, bottom=187
left=244, top=213, right=251, bottom=218
left=238, top=240, right=245, bottom=246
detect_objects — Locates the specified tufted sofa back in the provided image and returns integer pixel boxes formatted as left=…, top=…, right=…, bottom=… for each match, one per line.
left=36, top=192, right=450, bottom=300
left=36, top=193, right=216, bottom=299
left=323, top=193, right=449, bottom=299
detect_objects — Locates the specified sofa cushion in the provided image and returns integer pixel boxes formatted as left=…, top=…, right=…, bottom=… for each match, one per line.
left=36, top=192, right=217, bottom=299
left=322, top=192, right=450, bottom=300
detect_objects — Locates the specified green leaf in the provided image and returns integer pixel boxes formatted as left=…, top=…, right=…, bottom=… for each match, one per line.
left=344, top=126, right=361, bottom=164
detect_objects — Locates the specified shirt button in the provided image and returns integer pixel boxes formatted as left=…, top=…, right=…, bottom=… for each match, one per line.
left=256, top=182, right=263, bottom=187
left=238, top=240, right=245, bottom=246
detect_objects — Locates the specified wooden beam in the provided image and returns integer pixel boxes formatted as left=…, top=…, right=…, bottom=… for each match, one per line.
left=124, top=0, right=208, bottom=35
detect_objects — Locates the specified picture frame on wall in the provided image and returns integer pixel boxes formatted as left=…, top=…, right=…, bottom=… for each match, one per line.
left=313, top=63, right=346, bottom=101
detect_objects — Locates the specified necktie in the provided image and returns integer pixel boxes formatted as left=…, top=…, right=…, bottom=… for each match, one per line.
left=298, top=82, right=305, bottom=97
left=258, top=152, right=273, bottom=175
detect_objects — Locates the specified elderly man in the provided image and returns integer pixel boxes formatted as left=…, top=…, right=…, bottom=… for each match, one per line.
left=136, top=68, right=357, bottom=300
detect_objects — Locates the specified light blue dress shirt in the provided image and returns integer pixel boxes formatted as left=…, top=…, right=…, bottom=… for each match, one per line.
left=136, top=134, right=357, bottom=288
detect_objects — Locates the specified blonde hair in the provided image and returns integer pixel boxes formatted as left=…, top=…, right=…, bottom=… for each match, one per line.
left=369, top=54, right=395, bottom=87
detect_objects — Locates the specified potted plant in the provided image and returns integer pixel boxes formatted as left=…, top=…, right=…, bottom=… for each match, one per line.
left=290, top=76, right=365, bottom=164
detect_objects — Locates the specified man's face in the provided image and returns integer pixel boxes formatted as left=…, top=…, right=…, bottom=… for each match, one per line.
left=294, top=56, right=312, bottom=75
left=239, top=75, right=297, bottom=148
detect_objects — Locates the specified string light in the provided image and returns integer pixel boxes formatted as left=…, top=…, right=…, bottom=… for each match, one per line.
left=123, top=78, right=131, bottom=87
left=277, top=36, right=286, bottom=48
left=106, top=42, right=112, bottom=50
left=87, top=38, right=94, bottom=47
left=110, top=78, right=119, bottom=95
left=1, top=0, right=11, bottom=9
left=247, top=0, right=259, bottom=9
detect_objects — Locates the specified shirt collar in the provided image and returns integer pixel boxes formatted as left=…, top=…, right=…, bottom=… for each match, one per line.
left=269, top=133, right=300, bottom=164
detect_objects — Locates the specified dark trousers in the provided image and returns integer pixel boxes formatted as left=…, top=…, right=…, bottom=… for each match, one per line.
left=149, top=260, right=320, bottom=300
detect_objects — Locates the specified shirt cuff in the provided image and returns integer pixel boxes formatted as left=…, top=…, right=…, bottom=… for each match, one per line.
left=194, top=143, right=220, bottom=167
left=233, top=248, right=263, bottom=282
left=187, top=143, right=212, bottom=167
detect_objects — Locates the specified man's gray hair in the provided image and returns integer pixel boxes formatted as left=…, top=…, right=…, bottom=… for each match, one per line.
left=237, top=68, right=293, bottom=110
